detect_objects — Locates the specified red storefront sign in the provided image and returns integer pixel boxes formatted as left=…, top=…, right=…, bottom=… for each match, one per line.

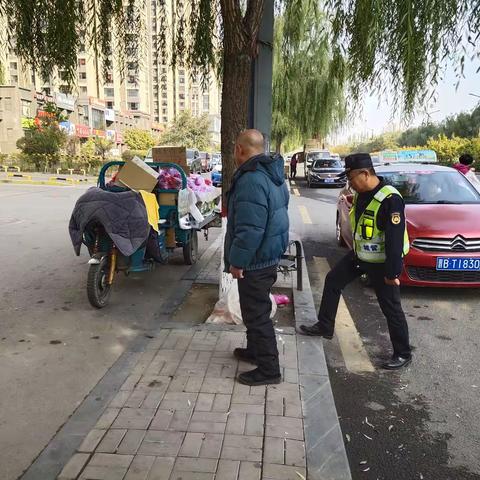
left=76, top=124, right=91, bottom=138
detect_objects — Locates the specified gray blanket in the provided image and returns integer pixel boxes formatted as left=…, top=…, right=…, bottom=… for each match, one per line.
left=69, top=187, right=150, bottom=257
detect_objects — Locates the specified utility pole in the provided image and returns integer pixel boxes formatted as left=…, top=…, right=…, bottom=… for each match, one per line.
left=249, top=0, right=274, bottom=153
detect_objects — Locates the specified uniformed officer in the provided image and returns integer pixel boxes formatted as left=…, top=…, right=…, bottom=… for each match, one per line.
left=299, top=153, right=412, bottom=369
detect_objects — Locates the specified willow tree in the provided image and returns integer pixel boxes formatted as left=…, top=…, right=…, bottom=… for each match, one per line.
left=272, top=8, right=347, bottom=152
left=2, top=0, right=480, bottom=191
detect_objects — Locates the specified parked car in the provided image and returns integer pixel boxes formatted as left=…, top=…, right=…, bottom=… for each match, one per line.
left=198, top=152, right=212, bottom=172
left=211, top=163, right=222, bottom=187
left=336, top=164, right=480, bottom=287
left=306, top=158, right=346, bottom=188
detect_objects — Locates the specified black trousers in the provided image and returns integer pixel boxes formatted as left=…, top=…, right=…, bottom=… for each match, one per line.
left=317, top=251, right=411, bottom=358
left=238, top=265, right=280, bottom=376
left=290, top=167, right=297, bottom=179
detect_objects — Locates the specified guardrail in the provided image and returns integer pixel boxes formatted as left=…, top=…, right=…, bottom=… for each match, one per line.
left=49, top=176, right=78, bottom=185
left=3, top=166, right=21, bottom=173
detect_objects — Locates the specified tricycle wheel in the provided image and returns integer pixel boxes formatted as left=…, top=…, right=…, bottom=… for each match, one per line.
left=183, top=230, right=198, bottom=265
left=87, top=256, right=112, bottom=308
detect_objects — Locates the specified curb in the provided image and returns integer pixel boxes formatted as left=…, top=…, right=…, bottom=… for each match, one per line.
left=293, top=239, right=352, bottom=480
left=0, top=179, right=89, bottom=187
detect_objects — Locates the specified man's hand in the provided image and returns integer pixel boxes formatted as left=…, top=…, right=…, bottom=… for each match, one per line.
left=230, top=266, right=244, bottom=279
left=384, top=277, right=400, bottom=286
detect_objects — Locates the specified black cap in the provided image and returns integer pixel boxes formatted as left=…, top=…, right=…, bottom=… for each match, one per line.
left=344, top=153, right=373, bottom=173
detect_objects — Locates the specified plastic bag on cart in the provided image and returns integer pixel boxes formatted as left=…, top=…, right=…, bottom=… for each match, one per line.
left=206, top=279, right=277, bottom=325
left=178, top=188, right=190, bottom=216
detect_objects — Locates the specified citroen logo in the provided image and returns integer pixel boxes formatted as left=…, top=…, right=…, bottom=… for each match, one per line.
left=451, top=235, right=467, bottom=250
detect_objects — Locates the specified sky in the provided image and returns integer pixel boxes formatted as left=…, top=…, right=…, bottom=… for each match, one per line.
left=332, top=55, right=480, bottom=144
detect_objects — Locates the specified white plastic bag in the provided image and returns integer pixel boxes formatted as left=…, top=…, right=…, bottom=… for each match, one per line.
left=206, top=278, right=277, bottom=325
left=178, top=188, right=190, bottom=216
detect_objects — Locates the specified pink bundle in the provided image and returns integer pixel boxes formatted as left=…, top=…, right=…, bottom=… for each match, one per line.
left=158, top=168, right=183, bottom=190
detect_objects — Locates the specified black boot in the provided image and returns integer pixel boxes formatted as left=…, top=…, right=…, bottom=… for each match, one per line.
left=233, top=348, right=257, bottom=365
left=237, top=368, right=281, bottom=386
left=298, top=323, right=333, bottom=339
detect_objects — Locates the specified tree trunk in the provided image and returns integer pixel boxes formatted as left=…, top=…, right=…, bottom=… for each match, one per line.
left=219, top=0, right=266, bottom=209
left=275, top=135, right=283, bottom=154
left=220, top=52, right=251, bottom=206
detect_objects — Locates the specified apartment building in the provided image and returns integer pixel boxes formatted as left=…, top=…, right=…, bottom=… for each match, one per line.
left=0, top=1, right=222, bottom=154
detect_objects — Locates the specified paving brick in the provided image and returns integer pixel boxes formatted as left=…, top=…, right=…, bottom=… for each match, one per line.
left=195, top=393, right=215, bottom=412
left=229, top=403, right=265, bottom=415
left=249, top=385, right=267, bottom=396
left=226, top=412, right=246, bottom=435
left=174, top=375, right=205, bottom=393
left=173, top=457, right=217, bottom=473
left=125, top=389, right=148, bottom=409
left=220, top=435, right=262, bottom=462
left=149, top=409, right=174, bottom=430
left=109, top=390, right=132, bottom=409
left=285, top=439, right=306, bottom=467
left=231, top=394, right=264, bottom=405
left=121, top=374, right=142, bottom=391
left=138, top=431, right=184, bottom=457
left=212, top=394, right=231, bottom=412
left=123, top=455, right=155, bottom=480
left=117, top=430, right=147, bottom=455
left=57, top=453, right=90, bottom=480
left=79, top=453, right=133, bottom=480
left=142, top=390, right=165, bottom=410
left=111, top=408, right=155, bottom=430
left=95, top=408, right=121, bottom=429
left=96, top=429, right=127, bottom=453
left=263, top=436, right=284, bottom=465
left=265, top=416, right=304, bottom=441
left=145, top=456, right=175, bottom=480
left=159, top=392, right=197, bottom=411
left=187, top=420, right=226, bottom=434
left=138, top=375, right=171, bottom=390
left=191, top=411, right=229, bottom=423
left=262, top=463, right=307, bottom=480
left=131, top=351, right=157, bottom=376
left=205, top=361, right=236, bottom=379
left=238, top=461, right=262, bottom=480
left=78, top=429, right=106, bottom=453
left=179, top=432, right=223, bottom=459
left=215, top=459, right=240, bottom=480
left=245, top=414, right=264, bottom=436
left=170, top=409, right=193, bottom=431
left=200, top=377, right=234, bottom=394
left=283, top=368, right=299, bottom=384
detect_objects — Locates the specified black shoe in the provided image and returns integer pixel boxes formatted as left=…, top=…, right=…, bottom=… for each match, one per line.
left=233, top=348, right=257, bottom=365
left=237, top=368, right=282, bottom=386
left=298, top=323, right=333, bottom=339
left=382, top=355, right=412, bottom=370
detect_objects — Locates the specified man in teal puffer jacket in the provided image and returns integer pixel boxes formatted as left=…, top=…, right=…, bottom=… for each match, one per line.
left=225, top=129, right=289, bottom=386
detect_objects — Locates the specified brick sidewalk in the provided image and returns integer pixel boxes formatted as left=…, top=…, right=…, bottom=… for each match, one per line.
left=58, top=328, right=307, bottom=480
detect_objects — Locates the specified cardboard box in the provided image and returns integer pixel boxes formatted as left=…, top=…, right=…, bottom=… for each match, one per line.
left=118, top=156, right=159, bottom=192
left=152, top=146, right=189, bottom=174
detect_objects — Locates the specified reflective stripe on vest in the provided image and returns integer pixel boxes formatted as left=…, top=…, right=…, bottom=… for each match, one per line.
left=349, top=185, right=410, bottom=263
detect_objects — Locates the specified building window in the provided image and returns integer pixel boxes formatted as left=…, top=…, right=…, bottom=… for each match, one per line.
left=60, top=71, right=69, bottom=81
left=10, top=62, right=17, bottom=70
left=129, top=102, right=138, bottom=111
left=106, top=101, right=114, bottom=109
left=128, top=75, right=137, bottom=84
left=127, top=89, right=139, bottom=98
left=10, top=75, right=18, bottom=84
left=203, top=95, right=209, bottom=112
left=179, top=76, right=185, bottom=84
left=162, top=108, right=167, bottom=115
left=43, top=87, right=51, bottom=96
left=21, top=100, right=31, bottom=117
left=179, top=93, right=185, bottom=100
left=179, top=102, right=185, bottom=110
left=162, top=116, right=168, bottom=123
left=80, top=86, right=88, bottom=95
left=79, top=43, right=86, bottom=53
left=79, top=72, right=87, bottom=80
left=92, top=108, right=105, bottom=130
left=79, top=58, right=86, bottom=66
left=59, top=85, right=70, bottom=94
left=162, top=100, right=167, bottom=107
left=104, top=88, right=115, bottom=97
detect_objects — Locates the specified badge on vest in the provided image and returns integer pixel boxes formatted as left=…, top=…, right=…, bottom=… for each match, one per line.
left=391, top=212, right=401, bottom=225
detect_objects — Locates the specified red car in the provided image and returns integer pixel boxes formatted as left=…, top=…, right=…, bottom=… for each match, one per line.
left=336, top=164, right=480, bottom=287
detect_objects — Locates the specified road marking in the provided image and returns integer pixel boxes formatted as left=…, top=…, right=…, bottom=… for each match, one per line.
left=293, top=188, right=300, bottom=197
left=313, top=257, right=375, bottom=373
left=298, top=205, right=312, bottom=224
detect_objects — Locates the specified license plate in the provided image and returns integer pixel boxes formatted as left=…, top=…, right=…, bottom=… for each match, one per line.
left=436, top=257, right=480, bottom=271
left=324, top=178, right=335, bottom=183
